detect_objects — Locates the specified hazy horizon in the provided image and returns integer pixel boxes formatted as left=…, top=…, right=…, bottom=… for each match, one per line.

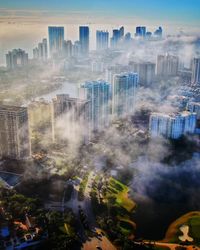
left=0, top=0, right=200, bottom=66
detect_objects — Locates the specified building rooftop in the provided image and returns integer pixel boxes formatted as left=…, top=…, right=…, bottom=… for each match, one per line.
left=151, top=111, right=196, bottom=118
left=115, top=72, right=138, bottom=78
left=80, top=80, right=110, bottom=88
left=0, top=105, right=27, bottom=113
left=188, top=101, right=200, bottom=106
left=53, top=94, right=89, bottom=104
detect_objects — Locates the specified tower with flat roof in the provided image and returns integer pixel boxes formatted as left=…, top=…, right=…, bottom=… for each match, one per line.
left=0, top=105, right=31, bottom=159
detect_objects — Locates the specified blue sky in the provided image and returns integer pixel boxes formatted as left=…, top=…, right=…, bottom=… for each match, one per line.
left=0, top=0, right=200, bottom=25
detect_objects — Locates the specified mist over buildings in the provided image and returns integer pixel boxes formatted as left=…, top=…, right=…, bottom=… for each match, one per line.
left=0, top=18, right=200, bottom=241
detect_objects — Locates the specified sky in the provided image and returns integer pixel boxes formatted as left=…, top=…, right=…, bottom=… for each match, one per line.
left=0, top=0, right=200, bottom=65
left=0, top=0, right=200, bottom=25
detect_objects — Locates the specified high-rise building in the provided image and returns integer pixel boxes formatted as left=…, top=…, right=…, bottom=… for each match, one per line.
left=191, top=58, right=200, bottom=85
left=110, top=27, right=124, bottom=48
left=106, top=65, right=132, bottom=84
left=96, top=31, right=109, bottom=51
left=149, top=111, right=196, bottom=139
left=129, top=61, right=156, bottom=86
left=48, top=26, right=64, bottom=57
left=124, top=32, right=132, bottom=43
left=146, top=32, right=152, bottom=39
left=33, top=48, right=39, bottom=60
left=63, top=40, right=73, bottom=58
left=33, top=38, right=48, bottom=61
left=112, top=73, right=139, bottom=117
left=40, top=39, right=48, bottom=61
left=72, top=41, right=82, bottom=57
left=91, top=60, right=104, bottom=73
left=0, top=105, right=30, bottom=159
left=154, top=26, right=163, bottom=38
left=6, top=49, right=28, bottom=69
left=52, top=94, right=89, bottom=143
left=110, top=30, right=120, bottom=48
left=157, top=54, right=179, bottom=76
left=135, top=26, right=146, bottom=37
left=73, top=41, right=81, bottom=57
left=79, top=26, right=89, bottom=56
left=119, top=26, right=124, bottom=38
left=79, top=80, right=111, bottom=132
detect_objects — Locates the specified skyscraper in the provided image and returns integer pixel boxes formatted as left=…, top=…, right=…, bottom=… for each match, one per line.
left=157, top=54, right=179, bottom=76
left=63, top=40, right=73, bottom=57
left=41, top=38, right=48, bottom=61
left=48, top=26, right=64, bottom=57
left=146, top=32, right=152, bottom=39
left=33, top=48, right=39, bottom=60
left=119, top=26, right=124, bottom=38
left=191, top=58, right=200, bottom=85
left=154, top=26, right=163, bottom=38
left=112, top=73, right=139, bottom=117
left=110, top=27, right=124, bottom=49
left=79, top=26, right=89, bottom=56
left=96, top=31, right=109, bottom=51
left=73, top=41, right=82, bottom=57
left=6, top=49, right=28, bottom=69
left=110, top=29, right=120, bottom=48
left=124, top=32, right=132, bottom=43
left=79, top=80, right=111, bottom=132
left=135, top=26, right=146, bottom=38
left=52, top=94, right=89, bottom=143
left=33, top=38, right=48, bottom=61
left=149, top=111, right=196, bottom=139
left=0, top=105, right=31, bottom=159
left=129, top=61, right=156, bottom=86
left=106, top=65, right=132, bottom=84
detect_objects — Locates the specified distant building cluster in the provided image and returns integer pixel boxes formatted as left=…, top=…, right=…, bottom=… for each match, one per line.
left=6, top=49, right=28, bottom=69
left=5, top=25, right=164, bottom=68
left=135, top=26, right=162, bottom=39
left=0, top=71, right=139, bottom=159
left=3, top=23, right=200, bottom=160
left=5, top=24, right=200, bottom=93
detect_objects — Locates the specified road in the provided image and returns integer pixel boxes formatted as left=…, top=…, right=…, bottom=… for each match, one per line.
left=45, top=170, right=116, bottom=249
left=82, top=229, right=116, bottom=250
left=81, top=171, right=96, bottom=227
left=134, top=240, right=200, bottom=250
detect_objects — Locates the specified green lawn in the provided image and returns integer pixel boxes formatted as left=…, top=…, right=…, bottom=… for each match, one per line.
left=106, top=177, right=136, bottom=212
left=189, top=216, right=200, bottom=239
